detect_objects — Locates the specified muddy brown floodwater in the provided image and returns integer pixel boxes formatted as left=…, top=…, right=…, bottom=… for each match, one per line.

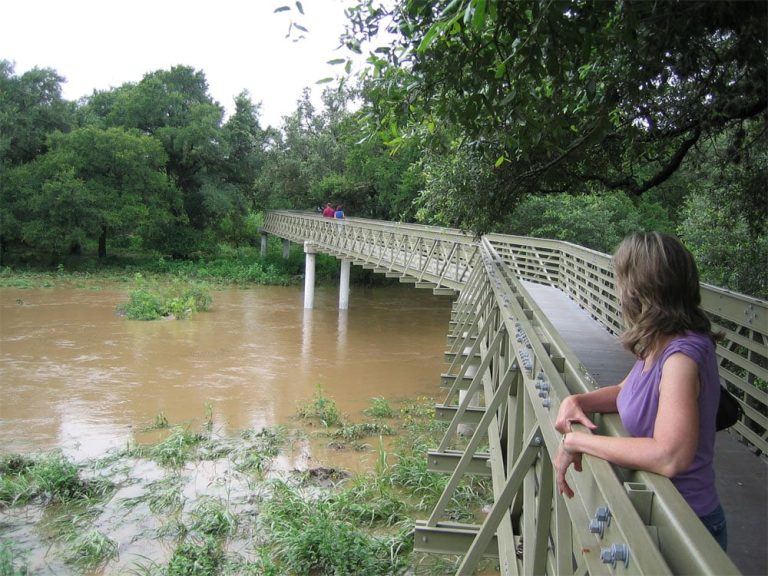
left=0, top=283, right=453, bottom=470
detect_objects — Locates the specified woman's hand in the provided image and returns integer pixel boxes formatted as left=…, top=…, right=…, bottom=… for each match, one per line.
left=555, top=436, right=582, bottom=498
left=555, top=394, right=598, bottom=434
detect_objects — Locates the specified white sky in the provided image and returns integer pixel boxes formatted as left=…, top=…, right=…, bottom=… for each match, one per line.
left=1, top=0, right=361, bottom=127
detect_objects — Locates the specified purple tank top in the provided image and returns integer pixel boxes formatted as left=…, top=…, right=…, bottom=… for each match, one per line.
left=616, top=331, right=720, bottom=516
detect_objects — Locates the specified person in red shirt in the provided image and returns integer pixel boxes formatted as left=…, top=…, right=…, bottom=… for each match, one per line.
left=322, top=203, right=335, bottom=218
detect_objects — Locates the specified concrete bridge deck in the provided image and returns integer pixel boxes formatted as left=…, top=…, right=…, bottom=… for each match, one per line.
left=525, top=281, right=768, bottom=576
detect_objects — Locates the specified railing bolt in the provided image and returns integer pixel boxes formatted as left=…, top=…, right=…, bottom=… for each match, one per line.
left=600, top=543, right=629, bottom=568
left=596, top=506, right=612, bottom=523
left=589, top=506, right=611, bottom=539
left=542, top=398, right=551, bottom=408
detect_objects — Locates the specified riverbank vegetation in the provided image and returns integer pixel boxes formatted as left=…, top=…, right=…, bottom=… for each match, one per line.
left=2, top=1, right=765, bottom=298
left=117, top=274, right=213, bottom=320
left=0, top=395, right=496, bottom=575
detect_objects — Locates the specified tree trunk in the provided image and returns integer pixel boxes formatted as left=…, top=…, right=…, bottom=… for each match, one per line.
left=99, top=226, right=107, bottom=258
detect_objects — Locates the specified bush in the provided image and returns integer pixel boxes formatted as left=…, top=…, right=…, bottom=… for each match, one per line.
left=117, top=274, right=212, bottom=320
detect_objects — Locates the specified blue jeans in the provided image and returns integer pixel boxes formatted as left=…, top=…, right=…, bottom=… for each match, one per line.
left=699, top=503, right=728, bottom=551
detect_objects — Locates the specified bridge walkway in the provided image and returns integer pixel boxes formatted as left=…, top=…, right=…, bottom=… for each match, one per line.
left=524, top=281, right=768, bottom=576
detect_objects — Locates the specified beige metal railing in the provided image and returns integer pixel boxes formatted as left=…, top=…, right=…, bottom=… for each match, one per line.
left=485, top=233, right=767, bottom=456
left=262, top=211, right=766, bottom=574
left=263, top=210, right=479, bottom=293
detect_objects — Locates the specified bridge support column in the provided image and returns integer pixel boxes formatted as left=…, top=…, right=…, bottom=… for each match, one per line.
left=260, top=232, right=268, bottom=258
left=339, top=259, right=351, bottom=310
left=303, top=241, right=317, bottom=309
left=282, top=238, right=291, bottom=259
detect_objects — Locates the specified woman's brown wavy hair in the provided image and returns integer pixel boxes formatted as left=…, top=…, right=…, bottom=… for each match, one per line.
left=613, top=232, right=713, bottom=359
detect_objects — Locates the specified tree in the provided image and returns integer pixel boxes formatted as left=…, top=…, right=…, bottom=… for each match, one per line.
left=255, top=88, right=349, bottom=211
left=676, top=119, right=767, bottom=298
left=502, top=191, right=674, bottom=254
left=0, top=60, right=74, bottom=167
left=221, top=91, right=267, bottom=205
left=100, top=66, right=228, bottom=232
left=342, top=0, right=767, bottom=233
left=2, top=127, right=175, bottom=259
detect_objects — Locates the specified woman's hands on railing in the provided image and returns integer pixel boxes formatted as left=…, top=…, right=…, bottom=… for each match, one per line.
left=555, top=394, right=598, bottom=434
left=554, top=395, right=598, bottom=498
left=555, top=439, right=582, bottom=498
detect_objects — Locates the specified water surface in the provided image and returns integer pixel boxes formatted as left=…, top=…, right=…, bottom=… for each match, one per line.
left=0, top=283, right=453, bottom=466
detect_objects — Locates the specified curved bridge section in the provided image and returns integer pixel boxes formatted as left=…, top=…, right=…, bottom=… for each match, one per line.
left=263, top=210, right=767, bottom=575
left=263, top=210, right=478, bottom=293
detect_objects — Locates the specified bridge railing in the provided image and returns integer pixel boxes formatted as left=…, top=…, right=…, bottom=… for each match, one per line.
left=484, top=233, right=767, bottom=457
left=261, top=211, right=765, bottom=573
left=421, top=237, right=743, bottom=574
left=263, top=210, right=479, bottom=292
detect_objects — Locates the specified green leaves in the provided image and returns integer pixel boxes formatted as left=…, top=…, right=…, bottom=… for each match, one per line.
left=340, top=0, right=767, bottom=235
left=466, top=0, right=487, bottom=29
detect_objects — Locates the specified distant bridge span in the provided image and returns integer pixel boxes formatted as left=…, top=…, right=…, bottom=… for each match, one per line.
left=263, top=210, right=767, bottom=576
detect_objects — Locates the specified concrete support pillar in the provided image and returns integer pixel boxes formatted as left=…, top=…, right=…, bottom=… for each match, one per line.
left=260, top=232, right=268, bottom=258
left=300, top=309, right=313, bottom=372
left=282, top=238, right=290, bottom=259
left=303, top=241, right=316, bottom=309
left=339, top=259, right=351, bottom=310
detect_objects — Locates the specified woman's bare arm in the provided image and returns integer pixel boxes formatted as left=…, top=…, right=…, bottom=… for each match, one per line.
left=563, top=353, right=700, bottom=477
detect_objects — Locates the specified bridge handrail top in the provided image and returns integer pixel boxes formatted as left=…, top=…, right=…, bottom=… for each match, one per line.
left=265, top=210, right=767, bottom=309
left=485, top=231, right=612, bottom=260
left=485, top=231, right=767, bottom=307
left=266, top=210, right=478, bottom=242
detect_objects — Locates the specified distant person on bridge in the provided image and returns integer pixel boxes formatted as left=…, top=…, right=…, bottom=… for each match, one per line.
left=554, top=232, right=727, bottom=550
left=334, top=205, right=345, bottom=219
left=322, top=203, right=335, bottom=218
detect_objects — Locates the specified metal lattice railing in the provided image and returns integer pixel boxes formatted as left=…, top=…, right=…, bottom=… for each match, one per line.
left=263, top=211, right=479, bottom=293
left=485, top=233, right=768, bottom=457
left=422, top=238, right=746, bottom=575
left=262, top=211, right=766, bottom=575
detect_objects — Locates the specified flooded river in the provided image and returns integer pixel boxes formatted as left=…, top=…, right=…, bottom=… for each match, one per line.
left=0, top=284, right=453, bottom=465
left=0, top=282, right=473, bottom=574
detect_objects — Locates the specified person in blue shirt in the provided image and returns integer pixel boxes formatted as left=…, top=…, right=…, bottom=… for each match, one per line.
left=334, top=205, right=345, bottom=219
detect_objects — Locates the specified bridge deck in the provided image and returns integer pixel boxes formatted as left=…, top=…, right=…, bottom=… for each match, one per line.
left=524, top=281, right=768, bottom=576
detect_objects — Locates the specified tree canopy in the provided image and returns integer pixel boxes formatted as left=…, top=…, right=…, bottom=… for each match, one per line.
left=343, top=0, right=767, bottom=232
left=0, top=0, right=765, bottom=298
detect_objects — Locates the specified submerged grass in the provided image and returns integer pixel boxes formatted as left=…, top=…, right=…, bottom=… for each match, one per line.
left=0, top=452, right=113, bottom=507
left=65, top=528, right=118, bottom=570
left=188, top=496, right=238, bottom=537
left=363, top=396, right=395, bottom=419
left=166, top=535, right=225, bottom=576
left=296, top=384, right=343, bottom=427
left=0, top=541, right=28, bottom=576
left=332, top=422, right=396, bottom=442
left=260, top=480, right=412, bottom=575
left=0, top=396, right=494, bottom=575
left=120, top=474, right=185, bottom=514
